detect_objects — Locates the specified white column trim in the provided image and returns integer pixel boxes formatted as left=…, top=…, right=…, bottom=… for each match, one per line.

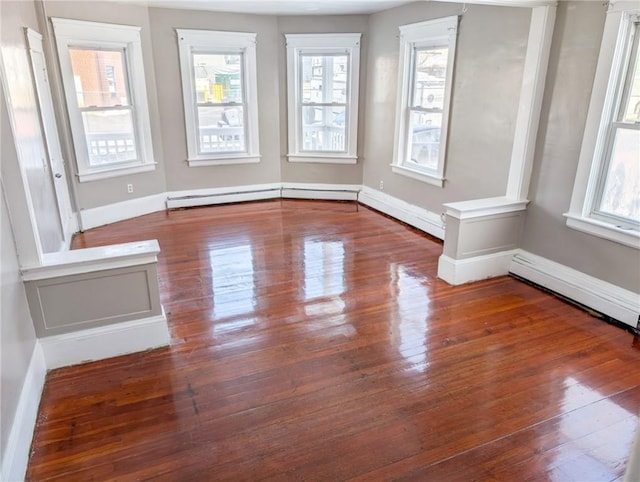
left=506, top=5, right=557, bottom=200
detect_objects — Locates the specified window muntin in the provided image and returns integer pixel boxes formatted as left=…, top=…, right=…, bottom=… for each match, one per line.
left=285, top=33, right=361, bottom=164
left=392, top=16, right=458, bottom=187
left=192, top=52, right=247, bottom=155
left=592, top=21, right=640, bottom=229
left=52, top=18, right=156, bottom=182
left=177, top=29, right=260, bottom=165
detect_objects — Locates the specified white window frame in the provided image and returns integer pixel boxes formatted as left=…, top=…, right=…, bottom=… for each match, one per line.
left=177, top=29, right=260, bottom=167
left=285, top=33, right=361, bottom=164
left=51, top=18, right=156, bottom=182
left=566, top=2, right=640, bottom=249
left=391, top=16, right=458, bottom=188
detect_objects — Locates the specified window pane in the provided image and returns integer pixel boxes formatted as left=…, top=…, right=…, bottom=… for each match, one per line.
left=408, top=111, right=441, bottom=170
left=301, top=55, right=348, bottom=104
left=82, top=109, right=137, bottom=165
left=192, top=53, right=243, bottom=104
left=197, top=106, right=246, bottom=153
left=301, top=106, right=345, bottom=152
left=621, top=25, right=640, bottom=123
left=598, top=128, right=640, bottom=222
left=69, top=48, right=130, bottom=108
left=413, top=47, right=448, bottom=110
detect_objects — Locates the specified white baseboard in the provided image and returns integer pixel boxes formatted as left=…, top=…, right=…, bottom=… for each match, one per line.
left=358, top=186, right=444, bottom=239
left=438, top=250, right=517, bottom=285
left=166, top=183, right=281, bottom=209
left=281, top=182, right=361, bottom=201
left=510, top=250, right=640, bottom=329
left=39, top=311, right=171, bottom=369
left=1, top=342, right=46, bottom=482
left=79, top=193, right=166, bottom=230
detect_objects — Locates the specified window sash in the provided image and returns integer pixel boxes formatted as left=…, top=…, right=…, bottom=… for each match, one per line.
left=402, top=45, right=448, bottom=175
left=190, top=50, right=248, bottom=155
left=297, top=52, right=350, bottom=154
left=591, top=20, right=640, bottom=230
left=68, top=45, right=142, bottom=167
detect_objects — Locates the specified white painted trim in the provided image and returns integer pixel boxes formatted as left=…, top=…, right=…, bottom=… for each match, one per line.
left=358, top=186, right=444, bottom=239
left=431, top=0, right=557, bottom=7
left=391, top=164, right=445, bottom=187
left=177, top=29, right=260, bottom=163
left=1, top=343, right=46, bottom=482
left=79, top=193, right=166, bottom=230
left=566, top=7, right=640, bottom=245
left=505, top=5, right=557, bottom=200
left=510, top=250, right=640, bottom=328
left=437, top=250, right=517, bottom=285
left=281, top=182, right=360, bottom=201
left=564, top=213, right=639, bottom=250
left=443, top=196, right=529, bottom=220
left=39, top=311, right=170, bottom=369
left=77, top=162, right=157, bottom=183
left=166, top=183, right=281, bottom=209
left=52, top=18, right=156, bottom=180
left=392, top=15, right=459, bottom=183
left=187, top=155, right=261, bottom=167
left=21, top=239, right=160, bottom=281
left=287, top=155, right=358, bottom=164
left=285, top=33, right=361, bottom=161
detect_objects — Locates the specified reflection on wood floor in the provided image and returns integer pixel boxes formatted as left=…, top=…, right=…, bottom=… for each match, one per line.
left=27, top=200, right=640, bottom=480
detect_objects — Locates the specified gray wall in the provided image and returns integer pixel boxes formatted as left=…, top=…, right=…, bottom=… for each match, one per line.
left=149, top=7, right=282, bottom=191
left=42, top=1, right=167, bottom=209
left=361, top=2, right=530, bottom=215
left=277, top=15, right=369, bottom=184
left=522, top=1, right=640, bottom=292
left=0, top=80, right=38, bottom=464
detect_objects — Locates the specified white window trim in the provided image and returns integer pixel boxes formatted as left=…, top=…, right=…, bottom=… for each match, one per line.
left=51, top=18, right=156, bottom=182
left=285, top=33, right=361, bottom=164
left=392, top=16, right=459, bottom=188
left=177, top=29, right=260, bottom=166
left=566, top=2, right=640, bottom=249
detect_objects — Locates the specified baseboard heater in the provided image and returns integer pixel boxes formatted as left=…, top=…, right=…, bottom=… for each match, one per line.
left=166, top=186, right=361, bottom=209
left=280, top=187, right=360, bottom=201
left=166, top=188, right=281, bottom=209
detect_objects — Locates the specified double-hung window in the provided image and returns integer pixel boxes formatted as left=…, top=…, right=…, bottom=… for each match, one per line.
left=177, top=29, right=260, bottom=166
left=567, top=3, right=640, bottom=248
left=392, top=16, right=458, bottom=187
left=52, top=18, right=156, bottom=182
left=286, top=34, right=361, bottom=164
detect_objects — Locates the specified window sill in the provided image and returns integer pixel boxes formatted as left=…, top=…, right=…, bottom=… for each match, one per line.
left=287, top=154, right=357, bottom=165
left=187, top=155, right=261, bottom=167
left=391, top=164, right=444, bottom=187
left=77, top=162, right=157, bottom=182
left=564, top=213, right=639, bottom=249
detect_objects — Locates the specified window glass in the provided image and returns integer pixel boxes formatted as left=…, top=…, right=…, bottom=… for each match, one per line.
left=597, top=128, right=640, bottom=222
left=412, top=47, right=448, bottom=110
left=69, top=48, right=130, bottom=107
left=192, top=53, right=243, bottom=104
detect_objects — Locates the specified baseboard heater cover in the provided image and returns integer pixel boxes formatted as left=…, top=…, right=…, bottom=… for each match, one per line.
left=166, top=188, right=281, bottom=209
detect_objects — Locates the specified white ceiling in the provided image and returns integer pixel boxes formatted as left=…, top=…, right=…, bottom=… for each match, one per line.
left=126, top=0, right=418, bottom=15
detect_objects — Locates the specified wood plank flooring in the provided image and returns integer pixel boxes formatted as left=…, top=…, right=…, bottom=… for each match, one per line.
left=27, top=200, right=640, bottom=481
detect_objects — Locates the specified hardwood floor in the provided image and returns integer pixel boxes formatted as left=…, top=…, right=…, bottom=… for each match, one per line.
left=27, top=200, right=640, bottom=481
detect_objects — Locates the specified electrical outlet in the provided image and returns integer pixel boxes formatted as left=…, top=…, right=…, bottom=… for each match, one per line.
left=379, top=180, right=384, bottom=190
left=127, top=183, right=133, bottom=194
